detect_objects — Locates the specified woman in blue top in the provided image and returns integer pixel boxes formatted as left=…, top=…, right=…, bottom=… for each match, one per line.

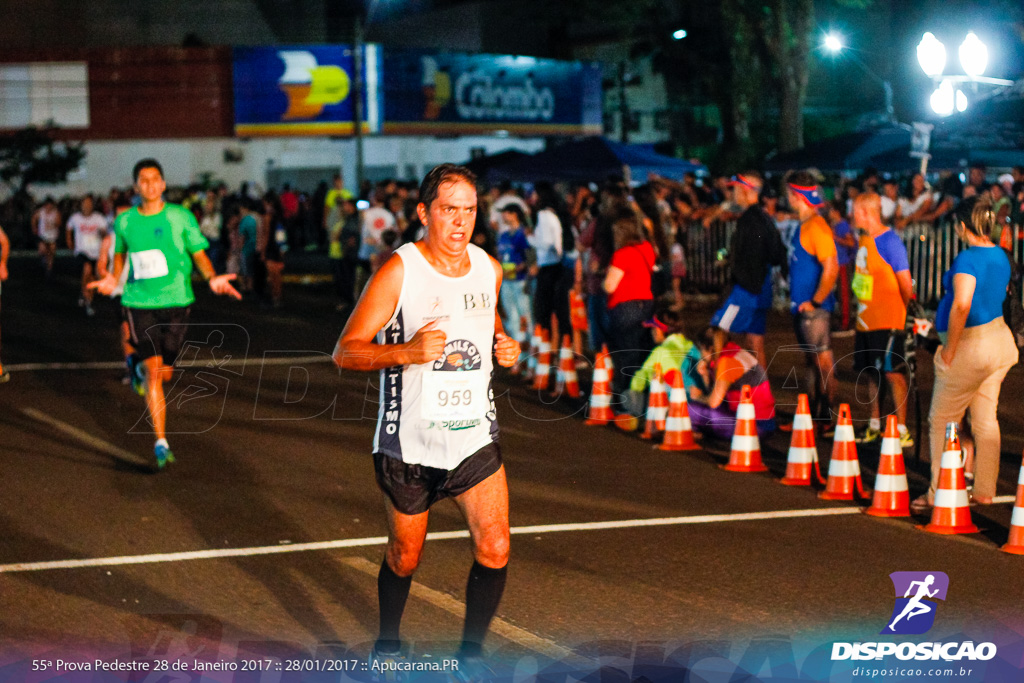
left=925, top=195, right=1019, bottom=509
left=497, top=204, right=533, bottom=367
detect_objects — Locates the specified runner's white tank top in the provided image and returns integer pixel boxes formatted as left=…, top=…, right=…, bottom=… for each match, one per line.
left=373, top=242, right=499, bottom=469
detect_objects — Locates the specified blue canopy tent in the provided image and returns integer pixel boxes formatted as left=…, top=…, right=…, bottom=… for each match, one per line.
left=764, top=126, right=912, bottom=173
left=482, top=137, right=706, bottom=184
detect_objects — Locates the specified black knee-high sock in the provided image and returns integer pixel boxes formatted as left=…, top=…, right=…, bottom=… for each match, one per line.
left=459, top=561, right=508, bottom=657
left=376, top=560, right=413, bottom=653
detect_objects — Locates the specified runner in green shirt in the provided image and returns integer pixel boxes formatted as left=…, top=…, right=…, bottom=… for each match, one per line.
left=91, top=158, right=241, bottom=471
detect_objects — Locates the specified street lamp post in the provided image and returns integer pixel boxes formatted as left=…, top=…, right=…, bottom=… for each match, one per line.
left=917, top=31, right=1016, bottom=118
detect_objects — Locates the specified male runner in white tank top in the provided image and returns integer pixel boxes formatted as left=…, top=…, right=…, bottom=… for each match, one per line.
left=334, top=164, right=520, bottom=676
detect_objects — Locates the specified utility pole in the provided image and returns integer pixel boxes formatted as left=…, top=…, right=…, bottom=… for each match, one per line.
left=353, top=13, right=365, bottom=191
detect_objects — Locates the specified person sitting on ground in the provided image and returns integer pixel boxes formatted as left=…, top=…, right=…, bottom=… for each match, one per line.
left=688, top=326, right=777, bottom=440
left=629, top=301, right=703, bottom=401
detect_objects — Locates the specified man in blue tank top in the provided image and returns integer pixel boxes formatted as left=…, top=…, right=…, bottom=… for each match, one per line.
left=333, top=164, right=520, bottom=677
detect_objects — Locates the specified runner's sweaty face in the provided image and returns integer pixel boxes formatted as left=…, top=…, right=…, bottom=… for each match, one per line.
left=135, top=167, right=166, bottom=205
left=419, top=179, right=477, bottom=257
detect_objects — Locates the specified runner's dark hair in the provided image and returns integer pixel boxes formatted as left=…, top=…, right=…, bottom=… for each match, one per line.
left=132, top=158, right=164, bottom=182
left=419, top=163, right=477, bottom=210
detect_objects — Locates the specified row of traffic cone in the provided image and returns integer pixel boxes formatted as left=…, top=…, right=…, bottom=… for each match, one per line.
left=541, top=326, right=1024, bottom=551
left=781, top=397, right=1024, bottom=547
left=524, top=325, right=580, bottom=398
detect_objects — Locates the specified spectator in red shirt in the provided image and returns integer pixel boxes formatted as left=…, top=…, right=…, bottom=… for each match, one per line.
left=603, top=207, right=656, bottom=429
left=279, top=184, right=300, bottom=249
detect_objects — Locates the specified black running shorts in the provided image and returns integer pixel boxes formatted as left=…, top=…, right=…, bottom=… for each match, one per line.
left=854, top=329, right=907, bottom=374
left=373, top=442, right=503, bottom=515
left=124, top=306, right=191, bottom=366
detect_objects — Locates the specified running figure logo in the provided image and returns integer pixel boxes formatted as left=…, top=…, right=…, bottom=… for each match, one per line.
left=882, top=571, right=949, bottom=635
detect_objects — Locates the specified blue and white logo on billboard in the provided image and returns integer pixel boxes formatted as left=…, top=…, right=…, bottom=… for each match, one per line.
left=882, top=571, right=949, bottom=635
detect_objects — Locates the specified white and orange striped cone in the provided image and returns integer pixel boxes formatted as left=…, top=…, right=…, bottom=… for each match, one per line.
left=525, top=324, right=541, bottom=381
left=721, top=385, right=768, bottom=472
left=819, top=404, right=868, bottom=500
left=532, top=330, right=552, bottom=391
left=659, top=369, right=699, bottom=451
left=553, top=335, right=581, bottom=398
left=865, top=415, right=911, bottom=517
left=781, top=394, right=825, bottom=486
left=640, top=363, right=669, bottom=440
left=1001, top=451, right=1024, bottom=554
left=921, top=422, right=978, bottom=535
left=601, top=344, right=614, bottom=376
left=584, top=348, right=614, bottom=426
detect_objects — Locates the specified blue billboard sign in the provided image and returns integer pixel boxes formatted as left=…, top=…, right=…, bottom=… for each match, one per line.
left=232, top=45, right=382, bottom=137
left=382, top=50, right=602, bottom=136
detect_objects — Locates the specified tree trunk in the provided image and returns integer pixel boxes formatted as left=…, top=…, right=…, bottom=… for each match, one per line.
left=777, top=68, right=805, bottom=152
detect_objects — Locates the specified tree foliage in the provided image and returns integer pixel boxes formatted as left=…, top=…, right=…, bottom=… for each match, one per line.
left=0, top=125, right=86, bottom=193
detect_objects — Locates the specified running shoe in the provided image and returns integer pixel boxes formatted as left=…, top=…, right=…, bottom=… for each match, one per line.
left=152, top=443, right=175, bottom=471
left=368, top=646, right=407, bottom=683
left=449, top=655, right=498, bottom=683
left=0, top=366, right=9, bottom=384
left=857, top=427, right=881, bottom=444
left=899, top=430, right=915, bottom=449
left=126, top=354, right=145, bottom=396
left=85, top=304, right=95, bottom=317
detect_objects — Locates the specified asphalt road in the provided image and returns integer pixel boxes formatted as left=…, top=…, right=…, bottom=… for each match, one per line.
left=2, top=253, right=1023, bottom=681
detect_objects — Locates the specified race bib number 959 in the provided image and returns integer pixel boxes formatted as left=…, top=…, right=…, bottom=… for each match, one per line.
left=421, top=371, right=487, bottom=421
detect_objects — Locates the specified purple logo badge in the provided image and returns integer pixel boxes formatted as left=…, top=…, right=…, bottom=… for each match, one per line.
left=882, top=571, right=949, bottom=635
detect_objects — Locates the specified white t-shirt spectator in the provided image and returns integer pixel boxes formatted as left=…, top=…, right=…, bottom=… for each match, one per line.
left=898, top=193, right=930, bottom=220
left=358, top=206, right=397, bottom=261
left=880, top=196, right=898, bottom=224
left=528, top=208, right=563, bottom=267
left=67, top=211, right=108, bottom=260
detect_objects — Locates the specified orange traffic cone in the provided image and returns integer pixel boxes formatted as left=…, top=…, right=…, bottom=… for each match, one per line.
left=525, top=324, right=541, bottom=381
left=819, top=404, right=867, bottom=500
left=721, top=385, right=768, bottom=472
left=865, top=416, right=911, bottom=517
left=1001, top=452, right=1024, bottom=554
left=553, top=335, right=580, bottom=398
left=781, top=394, right=825, bottom=486
left=640, top=363, right=669, bottom=440
left=659, top=369, right=699, bottom=451
left=922, top=422, right=978, bottom=534
left=584, top=348, right=614, bottom=426
left=532, top=330, right=552, bottom=391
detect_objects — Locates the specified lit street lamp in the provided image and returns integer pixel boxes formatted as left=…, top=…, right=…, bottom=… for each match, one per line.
left=916, top=31, right=1015, bottom=117
left=822, top=32, right=895, bottom=122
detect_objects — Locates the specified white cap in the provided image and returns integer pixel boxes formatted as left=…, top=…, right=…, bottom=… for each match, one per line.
left=998, top=173, right=1014, bottom=186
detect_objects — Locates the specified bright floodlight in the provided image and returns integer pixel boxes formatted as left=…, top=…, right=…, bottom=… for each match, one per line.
left=918, top=32, right=946, bottom=77
left=930, top=79, right=955, bottom=116
left=824, top=33, right=843, bottom=53
left=955, top=89, right=968, bottom=112
left=672, top=29, right=687, bottom=40
left=959, top=31, right=988, bottom=77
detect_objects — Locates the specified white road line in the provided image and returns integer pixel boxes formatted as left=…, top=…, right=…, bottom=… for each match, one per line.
left=0, top=506, right=871, bottom=574
left=21, top=407, right=145, bottom=465
left=6, top=355, right=332, bottom=373
left=342, top=557, right=587, bottom=666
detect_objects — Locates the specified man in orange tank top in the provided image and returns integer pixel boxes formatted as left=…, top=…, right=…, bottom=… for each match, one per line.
left=851, top=192, right=915, bottom=447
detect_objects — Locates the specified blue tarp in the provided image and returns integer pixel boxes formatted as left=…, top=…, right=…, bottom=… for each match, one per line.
left=481, top=137, right=706, bottom=184
left=764, top=126, right=912, bottom=173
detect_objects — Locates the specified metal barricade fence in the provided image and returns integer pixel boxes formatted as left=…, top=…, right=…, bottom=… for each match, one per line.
left=685, top=219, right=1024, bottom=309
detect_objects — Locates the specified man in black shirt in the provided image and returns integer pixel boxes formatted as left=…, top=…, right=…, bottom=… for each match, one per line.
left=709, top=172, right=787, bottom=367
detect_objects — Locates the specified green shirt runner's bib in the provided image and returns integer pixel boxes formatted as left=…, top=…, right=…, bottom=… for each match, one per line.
left=114, top=204, right=209, bottom=309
